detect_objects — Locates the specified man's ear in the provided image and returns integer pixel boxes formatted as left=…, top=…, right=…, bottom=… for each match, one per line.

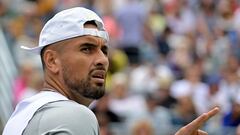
left=43, top=50, right=61, bottom=74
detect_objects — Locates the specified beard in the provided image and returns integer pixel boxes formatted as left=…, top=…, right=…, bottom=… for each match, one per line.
left=62, top=66, right=105, bottom=100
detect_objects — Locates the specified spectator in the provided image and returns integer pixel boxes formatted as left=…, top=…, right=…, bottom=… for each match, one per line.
left=222, top=98, right=240, bottom=134
left=237, top=124, right=240, bottom=135
left=115, top=0, right=148, bottom=65
left=219, top=55, right=240, bottom=113
left=131, top=119, right=155, bottom=135
left=91, top=94, right=122, bottom=123
left=143, top=92, right=173, bottom=135
left=155, top=72, right=176, bottom=109
left=108, top=72, right=146, bottom=120
left=128, top=64, right=160, bottom=95
left=170, top=96, right=197, bottom=127
left=170, top=63, right=210, bottom=115
left=12, top=62, right=37, bottom=105
left=163, top=0, right=196, bottom=35
left=19, top=69, right=43, bottom=101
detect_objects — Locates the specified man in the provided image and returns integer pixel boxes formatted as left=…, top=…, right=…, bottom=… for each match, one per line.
left=3, top=7, right=219, bottom=135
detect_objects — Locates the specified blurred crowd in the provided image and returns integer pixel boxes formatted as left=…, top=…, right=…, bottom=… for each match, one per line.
left=1, top=0, right=240, bottom=135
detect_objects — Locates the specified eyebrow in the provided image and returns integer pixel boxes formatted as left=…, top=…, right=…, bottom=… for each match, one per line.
left=80, top=36, right=108, bottom=46
left=79, top=42, right=108, bottom=50
left=80, top=43, right=97, bottom=48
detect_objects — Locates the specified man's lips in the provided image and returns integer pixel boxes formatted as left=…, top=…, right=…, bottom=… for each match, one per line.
left=91, top=70, right=106, bottom=79
left=91, top=70, right=106, bottom=84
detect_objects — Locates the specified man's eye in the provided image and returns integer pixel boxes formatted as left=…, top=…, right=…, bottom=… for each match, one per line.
left=102, top=46, right=108, bottom=56
left=102, top=49, right=108, bottom=56
left=81, top=48, right=92, bottom=53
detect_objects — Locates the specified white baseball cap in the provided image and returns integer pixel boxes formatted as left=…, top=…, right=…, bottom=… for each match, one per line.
left=21, top=7, right=109, bottom=54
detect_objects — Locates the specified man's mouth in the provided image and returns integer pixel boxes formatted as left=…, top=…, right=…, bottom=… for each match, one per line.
left=92, top=73, right=104, bottom=79
left=91, top=70, right=106, bottom=84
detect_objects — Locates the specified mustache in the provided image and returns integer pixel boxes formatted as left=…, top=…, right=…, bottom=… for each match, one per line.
left=89, top=65, right=107, bottom=74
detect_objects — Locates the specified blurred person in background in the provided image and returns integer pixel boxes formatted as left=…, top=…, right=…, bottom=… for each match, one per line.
left=170, top=63, right=210, bottom=115
left=196, top=0, right=217, bottom=37
left=13, top=62, right=37, bottom=106
left=162, top=0, right=196, bottom=35
left=216, top=0, right=235, bottom=32
left=115, top=0, right=148, bottom=66
left=131, top=119, right=155, bottom=135
left=108, top=72, right=147, bottom=120
left=91, top=94, right=122, bottom=135
left=233, top=5, right=240, bottom=60
left=155, top=26, right=171, bottom=62
left=205, top=74, right=230, bottom=113
left=209, top=24, right=231, bottom=73
left=170, top=96, right=197, bottom=128
left=237, top=124, right=240, bottom=135
left=0, top=1, right=7, bottom=22
left=128, top=64, right=162, bottom=95
left=147, top=1, right=166, bottom=38
left=92, top=94, right=122, bottom=123
left=18, top=69, right=43, bottom=101
left=105, top=49, right=129, bottom=91
left=95, top=113, right=113, bottom=135
left=167, top=34, right=193, bottom=79
left=219, top=55, right=240, bottom=114
left=222, top=95, right=240, bottom=134
left=155, top=73, right=177, bottom=109
left=142, top=92, right=173, bottom=135
left=195, top=0, right=217, bottom=71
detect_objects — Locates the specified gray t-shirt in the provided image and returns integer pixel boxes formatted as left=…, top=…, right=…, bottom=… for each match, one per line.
left=23, top=100, right=99, bottom=135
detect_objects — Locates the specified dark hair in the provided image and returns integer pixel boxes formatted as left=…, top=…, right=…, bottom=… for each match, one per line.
left=40, top=46, right=47, bottom=70
left=84, top=20, right=97, bottom=27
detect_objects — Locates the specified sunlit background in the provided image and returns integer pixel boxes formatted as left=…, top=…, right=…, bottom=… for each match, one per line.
left=0, top=0, right=240, bottom=134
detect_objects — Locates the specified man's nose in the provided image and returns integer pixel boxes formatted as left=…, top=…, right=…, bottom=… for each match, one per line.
left=94, top=50, right=109, bottom=68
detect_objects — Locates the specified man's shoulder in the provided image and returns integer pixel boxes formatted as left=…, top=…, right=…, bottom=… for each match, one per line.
left=42, top=100, right=93, bottom=112
left=38, top=100, right=97, bottom=120
left=23, top=100, right=99, bottom=135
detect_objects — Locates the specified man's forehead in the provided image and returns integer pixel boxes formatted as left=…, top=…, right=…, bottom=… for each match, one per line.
left=51, top=35, right=107, bottom=48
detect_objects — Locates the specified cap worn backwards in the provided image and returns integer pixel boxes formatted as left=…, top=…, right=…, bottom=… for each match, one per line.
left=21, top=7, right=109, bottom=54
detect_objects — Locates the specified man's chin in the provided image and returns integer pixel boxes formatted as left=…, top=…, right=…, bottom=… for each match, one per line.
left=86, top=92, right=105, bottom=100
left=82, top=86, right=105, bottom=99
